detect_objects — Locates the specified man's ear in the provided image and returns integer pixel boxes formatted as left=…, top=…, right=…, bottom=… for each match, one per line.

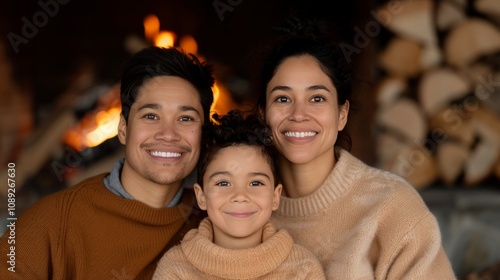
left=117, top=115, right=127, bottom=145
left=272, top=184, right=283, bottom=211
left=194, top=183, right=207, bottom=210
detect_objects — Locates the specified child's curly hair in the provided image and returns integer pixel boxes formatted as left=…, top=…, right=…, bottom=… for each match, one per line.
left=197, top=109, right=280, bottom=188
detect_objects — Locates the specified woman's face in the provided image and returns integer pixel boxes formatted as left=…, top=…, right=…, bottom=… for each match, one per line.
left=265, top=55, right=349, bottom=165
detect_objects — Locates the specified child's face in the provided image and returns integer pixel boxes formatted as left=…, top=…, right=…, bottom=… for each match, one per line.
left=194, top=145, right=282, bottom=249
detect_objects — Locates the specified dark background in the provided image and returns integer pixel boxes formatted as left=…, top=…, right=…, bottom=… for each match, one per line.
left=0, top=0, right=378, bottom=163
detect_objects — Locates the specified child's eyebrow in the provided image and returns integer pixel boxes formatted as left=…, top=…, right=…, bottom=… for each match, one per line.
left=249, top=172, right=271, bottom=180
left=207, top=171, right=271, bottom=180
left=208, top=171, right=230, bottom=179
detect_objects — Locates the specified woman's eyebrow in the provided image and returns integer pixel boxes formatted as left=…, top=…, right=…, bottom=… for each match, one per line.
left=269, top=85, right=291, bottom=93
left=307, top=85, right=331, bottom=92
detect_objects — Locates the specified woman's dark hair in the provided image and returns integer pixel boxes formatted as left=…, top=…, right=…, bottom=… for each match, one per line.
left=120, top=46, right=215, bottom=123
left=197, top=109, right=280, bottom=188
left=253, top=28, right=353, bottom=153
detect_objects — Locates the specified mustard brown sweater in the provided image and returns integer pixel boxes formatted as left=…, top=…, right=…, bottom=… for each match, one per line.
left=153, top=218, right=326, bottom=279
left=0, top=174, right=198, bottom=280
left=270, top=149, right=456, bottom=280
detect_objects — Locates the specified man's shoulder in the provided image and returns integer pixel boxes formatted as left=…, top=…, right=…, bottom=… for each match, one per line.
left=20, top=173, right=109, bottom=217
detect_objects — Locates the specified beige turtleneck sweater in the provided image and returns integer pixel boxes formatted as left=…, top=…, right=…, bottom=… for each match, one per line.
left=153, top=218, right=325, bottom=279
left=271, top=149, right=456, bottom=279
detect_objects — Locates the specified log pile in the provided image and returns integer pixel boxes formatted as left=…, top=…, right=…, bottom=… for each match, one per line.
left=374, top=0, right=500, bottom=189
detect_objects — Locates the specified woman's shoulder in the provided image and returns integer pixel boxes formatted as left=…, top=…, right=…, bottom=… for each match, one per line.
left=340, top=150, right=413, bottom=186
left=338, top=150, right=426, bottom=204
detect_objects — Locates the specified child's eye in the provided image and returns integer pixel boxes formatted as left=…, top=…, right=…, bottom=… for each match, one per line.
left=215, top=181, right=230, bottom=187
left=310, top=95, right=326, bottom=102
left=275, top=96, right=290, bottom=103
left=250, top=181, right=265, bottom=187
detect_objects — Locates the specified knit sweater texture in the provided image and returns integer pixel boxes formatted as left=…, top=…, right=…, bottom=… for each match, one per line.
left=0, top=174, right=198, bottom=280
left=270, top=149, right=456, bottom=280
left=153, top=218, right=326, bottom=279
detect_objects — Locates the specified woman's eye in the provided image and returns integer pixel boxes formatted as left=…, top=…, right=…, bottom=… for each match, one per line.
left=275, top=96, right=290, bottom=103
left=311, top=96, right=326, bottom=102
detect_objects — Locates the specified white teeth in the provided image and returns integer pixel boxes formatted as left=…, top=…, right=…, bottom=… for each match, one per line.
left=150, top=151, right=181, bottom=158
left=284, top=131, right=317, bottom=138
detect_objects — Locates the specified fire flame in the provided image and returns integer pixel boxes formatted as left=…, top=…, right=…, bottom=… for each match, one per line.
left=143, top=14, right=160, bottom=42
left=154, top=31, right=177, bottom=48
left=179, top=35, right=198, bottom=55
left=64, top=14, right=235, bottom=151
left=64, top=86, right=121, bottom=151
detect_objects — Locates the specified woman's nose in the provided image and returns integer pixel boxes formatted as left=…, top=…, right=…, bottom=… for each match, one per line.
left=289, top=102, right=310, bottom=122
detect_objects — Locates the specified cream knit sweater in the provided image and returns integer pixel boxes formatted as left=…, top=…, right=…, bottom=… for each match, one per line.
left=271, top=149, right=456, bottom=280
left=153, top=218, right=325, bottom=279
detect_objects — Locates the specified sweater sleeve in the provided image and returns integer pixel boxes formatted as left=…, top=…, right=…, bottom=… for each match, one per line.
left=0, top=194, right=60, bottom=279
left=383, top=212, right=456, bottom=280
left=373, top=181, right=456, bottom=280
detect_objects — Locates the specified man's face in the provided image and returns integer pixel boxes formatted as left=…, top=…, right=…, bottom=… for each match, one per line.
left=118, top=76, right=204, bottom=189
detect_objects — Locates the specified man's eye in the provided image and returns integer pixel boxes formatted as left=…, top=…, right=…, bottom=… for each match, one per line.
left=179, top=116, right=194, bottom=122
left=144, top=114, right=158, bottom=120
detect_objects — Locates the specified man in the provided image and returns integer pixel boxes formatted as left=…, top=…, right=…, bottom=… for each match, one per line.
left=0, top=46, right=214, bottom=279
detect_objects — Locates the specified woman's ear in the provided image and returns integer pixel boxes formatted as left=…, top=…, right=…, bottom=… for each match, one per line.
left=194, top=183, right=207, bottom=210
left=272, top=184, right=283, bottom=211
left=117, top=115, right=127, bottom=145
left=338, top=100, right=349, bottom=131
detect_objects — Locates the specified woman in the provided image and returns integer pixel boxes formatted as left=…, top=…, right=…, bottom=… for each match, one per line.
left=255, top=34, right=456, bottom=279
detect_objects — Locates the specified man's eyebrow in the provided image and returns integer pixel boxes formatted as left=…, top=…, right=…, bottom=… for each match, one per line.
left=136, top=104, right=200, bottom=115
left=137, top=103, right=160, bottom=111
left=180, top=105, right=201, bottom=116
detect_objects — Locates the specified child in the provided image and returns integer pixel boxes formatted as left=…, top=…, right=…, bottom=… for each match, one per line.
left=153, top=110, right=325, bottom=279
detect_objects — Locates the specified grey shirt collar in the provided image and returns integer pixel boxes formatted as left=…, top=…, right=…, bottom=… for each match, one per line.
left=103, top=158, right=195, bottom=207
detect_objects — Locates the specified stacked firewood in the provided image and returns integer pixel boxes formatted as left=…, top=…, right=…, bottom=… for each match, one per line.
left=374, top=0, right=500, bottom=189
